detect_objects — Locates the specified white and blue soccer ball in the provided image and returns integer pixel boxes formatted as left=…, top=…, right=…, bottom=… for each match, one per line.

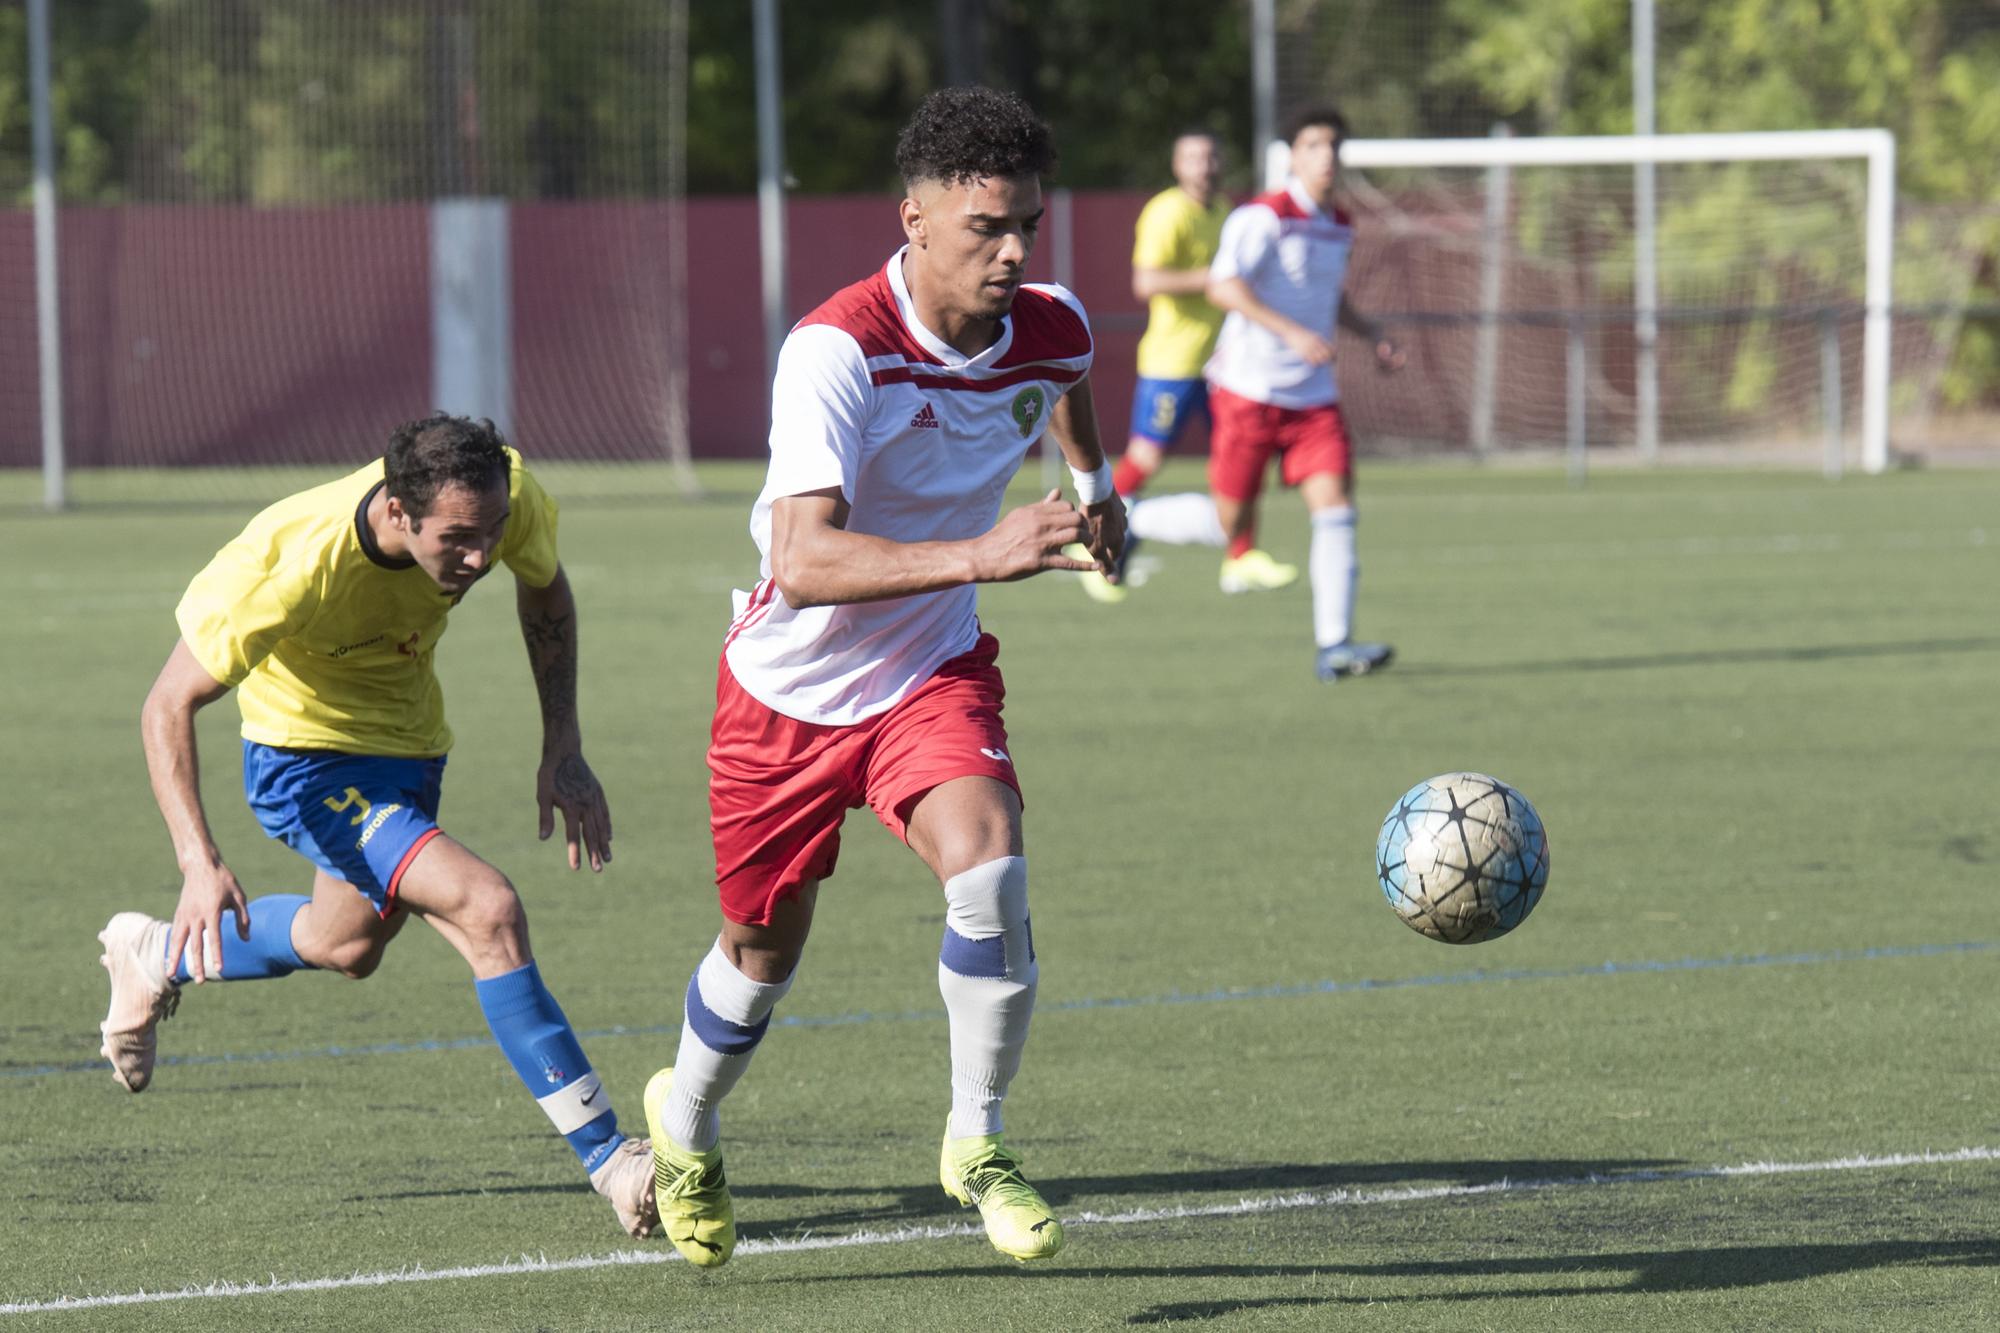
left=1375, top=772, right=1549, bottom=944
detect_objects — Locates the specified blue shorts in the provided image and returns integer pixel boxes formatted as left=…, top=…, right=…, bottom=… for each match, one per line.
left=242, top=742, right=447, bottom=916
left=1128, top=376, right=1210, bottom=446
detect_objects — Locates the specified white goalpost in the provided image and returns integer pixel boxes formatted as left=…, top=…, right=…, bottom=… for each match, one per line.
left=1272, top=129, right=1898, bottom=473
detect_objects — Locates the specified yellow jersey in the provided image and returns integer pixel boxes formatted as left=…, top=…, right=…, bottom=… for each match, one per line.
left=1132, top=185, right=1232, bottom=379
left=175, top=449, right=559, bottom=758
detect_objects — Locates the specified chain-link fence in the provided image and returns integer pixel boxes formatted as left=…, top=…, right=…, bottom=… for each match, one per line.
left=5, top=0, right=1999, bottom=506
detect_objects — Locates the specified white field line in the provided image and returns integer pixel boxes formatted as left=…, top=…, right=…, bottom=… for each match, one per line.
left=5, top=1144, right=1995, bottom=1317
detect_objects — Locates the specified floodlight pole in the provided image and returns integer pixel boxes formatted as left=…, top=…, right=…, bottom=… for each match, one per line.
left=1633, top=0, right=1659, bottom=463
left=753, top=0, right=788, bottom=391
left=29, top=0, right=66, bottom=511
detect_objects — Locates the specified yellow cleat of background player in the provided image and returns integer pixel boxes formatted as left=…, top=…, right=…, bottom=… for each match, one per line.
left=1218, top=547, right=1299, bottom=594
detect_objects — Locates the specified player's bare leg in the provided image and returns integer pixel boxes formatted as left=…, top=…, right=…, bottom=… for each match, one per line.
left=291, top=870, right=408, bottom=977
left=1215, top=490, right=1298, bottom=594
left=1300, top=470, right=1391, bottom=681
left=1214, top=491, right=1253, bottom=551
left=1117, top=437, right=1165, bottom=498
left=718, top=882, right=817, bottom=983
left=397, top=835, right=657, bottom=1238
left=907, top=778, right=1063, bottom=1261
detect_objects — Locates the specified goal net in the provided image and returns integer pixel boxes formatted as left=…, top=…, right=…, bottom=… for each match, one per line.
left=1290, top=132, right=1904, bottom=471
left=5, top=0, right=696, bottom=507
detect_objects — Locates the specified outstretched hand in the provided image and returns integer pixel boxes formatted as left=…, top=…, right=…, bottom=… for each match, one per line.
left=977, top=490, right=1095, bottom=582
left=538, top=750, right=613, bottom=871
left=167, top=859, right=250, bottom=984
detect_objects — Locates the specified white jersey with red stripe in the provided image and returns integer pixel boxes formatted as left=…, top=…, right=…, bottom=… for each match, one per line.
left=724, top=246, right=1094, bottom=725
left=1205, top=179, right=1354, bottom=409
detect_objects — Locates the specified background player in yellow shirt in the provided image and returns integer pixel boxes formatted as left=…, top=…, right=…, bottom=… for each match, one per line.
left=93, top=414, right=658, bottom=1239
left=1126, top=129, right=1230, bottom=495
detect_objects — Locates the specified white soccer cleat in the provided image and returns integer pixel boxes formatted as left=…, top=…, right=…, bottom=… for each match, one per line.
left=589, top=1135, right=661, bottom=1239
left=96, top=912, right=178, bottom=1093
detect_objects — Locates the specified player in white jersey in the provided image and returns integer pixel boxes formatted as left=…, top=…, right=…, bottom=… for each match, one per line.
left=642, top=86, right=1125, bottom=1269
left=1207, top=106, right=1403, bottom=680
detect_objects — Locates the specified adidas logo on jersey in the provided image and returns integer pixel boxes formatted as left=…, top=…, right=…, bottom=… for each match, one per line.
left=909, top=403, right=941, bottom=429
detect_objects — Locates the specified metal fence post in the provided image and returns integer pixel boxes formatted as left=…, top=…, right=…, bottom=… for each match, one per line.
left=1821, top=311, right=1844, bottom=480
left=1471, top=124, right=1512, bottom=458
left=1043, top=187, right=1074, bottom=494
left=1567, top=315, right=1588, bottom=486
left=30, top=0, right=65, bottom=511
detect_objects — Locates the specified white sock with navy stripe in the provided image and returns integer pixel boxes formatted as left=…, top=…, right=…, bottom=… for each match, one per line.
left=1310, top=505, right=1359, bottom=648
left=938, top=856, right=1037, bottom=1140
left=663, top=939, right=793, bottom=1153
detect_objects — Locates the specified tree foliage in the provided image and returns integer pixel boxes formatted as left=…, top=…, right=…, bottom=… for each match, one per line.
left=5, top=0, right=1995, bottom=202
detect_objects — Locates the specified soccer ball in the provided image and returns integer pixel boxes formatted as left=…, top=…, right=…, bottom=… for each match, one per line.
left=1375, top=773, right=1549, bottom=944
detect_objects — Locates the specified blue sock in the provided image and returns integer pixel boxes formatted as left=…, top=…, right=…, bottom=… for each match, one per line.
left=475, top=961, right=622, bottom=1174
left=167, top=894, right=313, bottom=982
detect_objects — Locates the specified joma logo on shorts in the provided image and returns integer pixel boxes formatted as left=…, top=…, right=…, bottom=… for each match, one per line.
left=354, top=803, right=404, bottom=850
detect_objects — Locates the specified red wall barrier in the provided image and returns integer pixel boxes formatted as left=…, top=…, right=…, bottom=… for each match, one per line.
left=2, top=192, right=1156, bottom=469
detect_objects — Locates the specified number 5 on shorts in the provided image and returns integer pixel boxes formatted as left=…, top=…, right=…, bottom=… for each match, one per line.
left=323, top=786, right=373, bottom=826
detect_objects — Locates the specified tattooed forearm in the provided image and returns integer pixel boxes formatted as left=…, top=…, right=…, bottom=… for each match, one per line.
left=533, top=644, right=577, bottom=733
left=521, top=607, right=569, bottom=657
left=519, top=600, right=578, bottom=737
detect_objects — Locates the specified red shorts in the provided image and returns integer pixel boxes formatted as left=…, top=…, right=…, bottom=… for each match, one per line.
left=1207, top=385, right=1353, bottom=502
left=707, top=632, right=1021, bottom=927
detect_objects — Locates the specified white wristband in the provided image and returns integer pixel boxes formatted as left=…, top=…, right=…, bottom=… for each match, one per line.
left=1069, top=460, right=1115, bottom=505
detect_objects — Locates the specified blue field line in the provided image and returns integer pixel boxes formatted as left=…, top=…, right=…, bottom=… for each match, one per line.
left=11, top=939, right=1994, bottom=1082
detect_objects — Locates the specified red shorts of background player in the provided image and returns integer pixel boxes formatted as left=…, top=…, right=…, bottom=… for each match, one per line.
left=707, top=632, right=1022, bottom=927
left=1207, top=384, right=1353, bottom=502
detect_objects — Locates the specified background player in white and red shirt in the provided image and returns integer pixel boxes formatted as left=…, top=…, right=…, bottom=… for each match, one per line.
left=1207, top=105, right=1404, bottom=680
left=642, top=86, right=1124, bottom=1270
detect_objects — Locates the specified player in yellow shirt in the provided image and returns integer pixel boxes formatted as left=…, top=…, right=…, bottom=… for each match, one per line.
left=93, top=414, right=658, bottom=1239
left=1126, top=130, right=1229, bottom=496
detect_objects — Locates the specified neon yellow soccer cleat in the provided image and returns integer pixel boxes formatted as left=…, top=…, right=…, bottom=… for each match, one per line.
left=642, top=1068, right=735, bottom=1267
left=940, top=1126, right=1066, bottom=1262
left=1218, top=547, right=1299, bottom=594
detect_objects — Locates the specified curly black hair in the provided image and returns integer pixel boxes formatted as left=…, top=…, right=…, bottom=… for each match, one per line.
left=895, top=85, right=1056, bottom=189
left=383, top=412, right=511, bottom=518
